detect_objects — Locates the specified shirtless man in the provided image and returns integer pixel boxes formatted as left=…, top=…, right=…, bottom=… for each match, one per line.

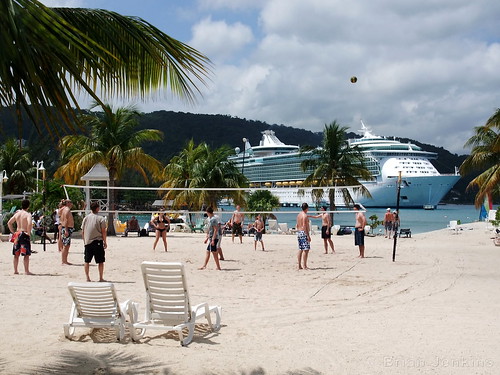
left=383, top=208, right=394, bottom=239
left=60, top=199, right=74, bottom=265
left=253, top=215, right=265, bottom=251
left=296, top=203, right=311, bottom=270
left=230, top=205, right=244, bottom=244
left=8, top=199, right=33, bottom=275
left=354, top=204, right=367, bottom=258
left=313, top=206, right=335, bottom=254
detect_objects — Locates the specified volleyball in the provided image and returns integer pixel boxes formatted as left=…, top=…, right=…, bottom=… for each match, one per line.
left=350, top=76, right=358, bottom=83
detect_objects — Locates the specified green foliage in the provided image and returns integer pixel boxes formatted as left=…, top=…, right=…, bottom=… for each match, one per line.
left=0, top=138, right=36, bottom=194
left=29, top=179, right=85, bottom=213
left=491, top=207, right=500, bottom=227
left=161, top=141, right=247, bottom=209
left=459, top=108, right=500, bottom=207
left=2, top=212, right=15, bottom=234
left=368, top=214, right=382, bottom=233
left=246, top=190, right=280, bottom=230
left=300, top=121, right=373, bottom=209
left=1, top=0, right=210, bottom=136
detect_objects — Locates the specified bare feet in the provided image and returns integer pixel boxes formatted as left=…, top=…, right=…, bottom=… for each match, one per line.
left=99, top=279, right=107, bottom=282
left=62, top=262, right=73, bottom=265
left=86, top=279, right=91, bottom=282
left=198, top=266, right=206, bottom=270
left=25, top=272, right=34, bottom=275
left=216, top=268, right=222, bottom=271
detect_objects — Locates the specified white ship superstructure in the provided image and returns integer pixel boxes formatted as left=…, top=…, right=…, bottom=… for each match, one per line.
left=230, top=126, right=460, bottom=208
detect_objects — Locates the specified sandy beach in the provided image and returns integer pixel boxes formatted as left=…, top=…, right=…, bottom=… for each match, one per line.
left=1, top=222, right=499, bottom=374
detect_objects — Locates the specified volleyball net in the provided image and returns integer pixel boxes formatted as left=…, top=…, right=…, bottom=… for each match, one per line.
left=62, top=183, right=365, bottom=230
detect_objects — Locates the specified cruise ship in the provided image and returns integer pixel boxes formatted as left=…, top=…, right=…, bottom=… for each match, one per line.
left=229, top=124, right=461, bottom=208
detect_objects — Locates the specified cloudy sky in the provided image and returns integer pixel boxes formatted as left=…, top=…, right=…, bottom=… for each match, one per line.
left=41, top=0, right=500, bottom=154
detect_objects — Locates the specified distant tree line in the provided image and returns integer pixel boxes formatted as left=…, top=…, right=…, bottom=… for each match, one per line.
left=0, top=106, right=476, bottom=203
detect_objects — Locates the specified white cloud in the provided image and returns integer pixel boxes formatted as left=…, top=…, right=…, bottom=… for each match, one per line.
left=42, top=0, right=500, bottom=153
left=189, top=17, right=254, bottom=63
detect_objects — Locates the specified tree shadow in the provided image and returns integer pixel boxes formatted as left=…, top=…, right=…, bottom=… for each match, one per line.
left=23, top=350, right=323, bottom=375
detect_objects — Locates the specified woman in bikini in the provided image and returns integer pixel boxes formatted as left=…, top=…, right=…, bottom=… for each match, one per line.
left=151, top=212, right=170, bottom=251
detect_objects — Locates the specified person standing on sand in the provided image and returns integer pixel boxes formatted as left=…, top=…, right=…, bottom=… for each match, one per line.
left=296, top=203, right=311, bottom=270
left=151, top=212, right=170, bottom=251
left=383, top=208, right=394, bottom=239
left=199, top=206, right=222, bottom=270
left=230, top=205, right=244, bottom=244
left=81, top=202, right=107, bottom=282
left=60, top=199, right=74, bottom=265
left=311, top=206, right=335, bottom=254
left=214, top=214, right=225, bottom=261
left=8, top=199, right=34, bottom=275
left=56, top=200, right=64, bottom=252
left=354, top=204, right=367, bottom=258
left=254, top=215, right=265, bottom=251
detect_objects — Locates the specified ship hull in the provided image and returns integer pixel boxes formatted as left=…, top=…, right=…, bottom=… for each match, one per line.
left=264, top=174, right=460, bottom=208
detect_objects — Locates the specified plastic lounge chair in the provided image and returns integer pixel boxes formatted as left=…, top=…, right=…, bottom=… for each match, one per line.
left=128, top=261, right=221, bottom=346
left=190, top=219, right=206, bottom=233
left=399, top=228, right=412, bottom=238
left=448, top=220, right=459, bottom=234
left=64, top=282, right=132, bottom=342
left=267, top=219, right=279, bottom=234
left=278, top=222, right=290, bottom=234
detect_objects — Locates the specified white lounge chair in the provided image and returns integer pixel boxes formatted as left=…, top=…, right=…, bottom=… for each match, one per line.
left=64, top=282, right=131, bottom=342
left=267, top=219, right=279, bottom=234
left=128, top=261, right=221, bottom=346
left=448, top=220, right=459, bottom=234
left=278, top=222, right=290, bottom=234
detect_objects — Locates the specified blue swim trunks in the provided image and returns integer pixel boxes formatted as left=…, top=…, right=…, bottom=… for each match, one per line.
left=297, top=230, right=310, bottom=250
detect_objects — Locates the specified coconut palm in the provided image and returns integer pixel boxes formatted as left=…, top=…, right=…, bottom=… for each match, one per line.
left=300, top=121, right=373, bottom=212
left=1, top=0, right=210, bottom=135
left=161, top=142, right=247, bottom=210
left=459, top=109, right=500, bottom=207
left=55, top=104, right=164, bottom=234
left=0, top=138, right=35, bottom=194
left=246, top=190, right=280, bottom=231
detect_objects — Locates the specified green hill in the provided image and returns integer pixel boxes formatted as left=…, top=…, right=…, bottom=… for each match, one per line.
left=0, top=107, right=475, bottom=203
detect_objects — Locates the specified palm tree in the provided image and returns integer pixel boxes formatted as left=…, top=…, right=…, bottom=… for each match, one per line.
left=246, top=190, right=280, bottom=232
left=1, top=0, right=210, bottom=135
left=300, top=121, right=373, bottom=212
left=0, top=138, right=35, bottom=194
left=459, top=109, right=500, bottom=207
left=55, top=104, right=164, bottom=234
left=161, top=142, right=247, bottom=210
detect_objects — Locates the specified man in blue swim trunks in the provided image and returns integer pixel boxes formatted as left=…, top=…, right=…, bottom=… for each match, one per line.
left=296, top=203, right=311, bottom=270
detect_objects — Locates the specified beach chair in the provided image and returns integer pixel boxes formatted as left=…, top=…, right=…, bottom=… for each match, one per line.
left=267, top=219, right=279, bottom=234
left=278, top=222, right=290, bottom=234
left=448, top=220, right=459, bottom=234
left=190, top=219, right=206, bottom=233
left=399, top=228, right=412, bottom=238
left=64, top=282, right=132, bottom=342
left=128, top=262, right=221, bottom=346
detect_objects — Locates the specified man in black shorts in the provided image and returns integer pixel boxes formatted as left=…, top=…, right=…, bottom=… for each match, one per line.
left=81, top=202, right=107, bottom=281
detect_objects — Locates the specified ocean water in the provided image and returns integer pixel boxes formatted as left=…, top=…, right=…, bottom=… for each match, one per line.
left=121, top=204, right=482, bottom=235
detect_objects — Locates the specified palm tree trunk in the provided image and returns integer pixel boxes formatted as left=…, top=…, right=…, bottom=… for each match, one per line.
left=329, top=189, right=336, bottom=225
left=107, top=177, right=117, bottom=236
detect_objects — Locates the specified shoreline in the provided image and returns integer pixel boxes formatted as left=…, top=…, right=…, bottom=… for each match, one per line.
left=1, top=221, right=498, bottom=374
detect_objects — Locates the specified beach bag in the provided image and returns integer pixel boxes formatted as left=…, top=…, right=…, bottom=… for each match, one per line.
left=140, top=228, right=148, bottom=237
left=340, top=227, right=352, bottom=235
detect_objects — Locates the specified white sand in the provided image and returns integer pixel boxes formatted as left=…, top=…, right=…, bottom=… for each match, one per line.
left=0, top=222, right=499, bottom=374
